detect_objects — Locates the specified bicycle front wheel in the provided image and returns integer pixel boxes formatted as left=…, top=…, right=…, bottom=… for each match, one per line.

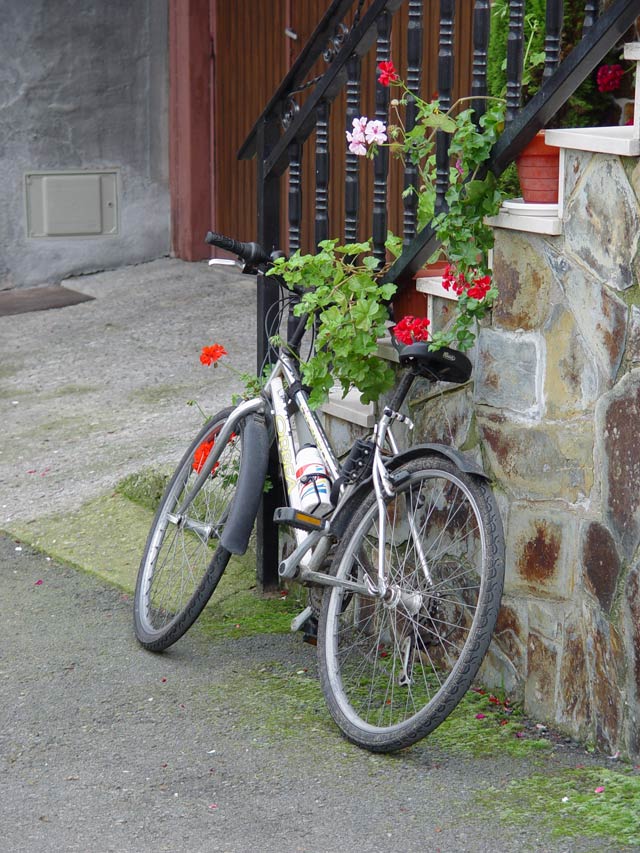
left=318, top=454, right=505, bottom=752
left=134, top=407, right=246, bottom=651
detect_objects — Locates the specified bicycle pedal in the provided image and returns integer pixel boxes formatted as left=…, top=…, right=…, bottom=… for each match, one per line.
left=273, top=506, right=329, bottom=532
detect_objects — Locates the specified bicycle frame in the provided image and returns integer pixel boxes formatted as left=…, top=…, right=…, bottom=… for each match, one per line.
left=175, top=338, right=414, bottom=600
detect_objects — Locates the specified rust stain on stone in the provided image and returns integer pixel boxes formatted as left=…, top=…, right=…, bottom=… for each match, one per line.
left=583, top=522, right=620, bottom=613
left=518, top=522, right=561, bottom=585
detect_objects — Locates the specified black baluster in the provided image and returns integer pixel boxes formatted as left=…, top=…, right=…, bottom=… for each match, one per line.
left=372, top=10, right=392, bottom=265
left=403, top=0, right=423, bottom=244
left=288, top=142, right=302, bottom=253
left=582, top=0, right=599, bottom=36
left=471, top=0, right=490, bottom=119
left=505, top=0, right=525, bottom=123
left=255, top=113, right=283, bottom=592
left=435, top=0, right=455, bottom=214
left=345, top=53, right=361, bottom=244
left=315, top=99, right=330, bottom=247
left=544, top=0, right=564, bottom=80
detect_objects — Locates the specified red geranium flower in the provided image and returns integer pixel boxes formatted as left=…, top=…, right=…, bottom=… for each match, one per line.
left=200, top=344, right=228, bottom=366
left=193, top=439, right=215, bottom=473
left=378, top=60, right=399, bottom=87
left=596, top=63, right=624, bottom=93
left=467, top=274, right=492, bottom=301
left=392, top=314, right=430, bottom=345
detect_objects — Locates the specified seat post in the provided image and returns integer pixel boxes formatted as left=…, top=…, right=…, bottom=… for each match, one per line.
left=386, top=367, right=419, bottom=413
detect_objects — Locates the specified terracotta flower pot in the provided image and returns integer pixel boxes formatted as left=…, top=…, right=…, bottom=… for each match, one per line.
left=392, top=260, right=448, bottom=321
left=515, top=131, right=560, bottom=204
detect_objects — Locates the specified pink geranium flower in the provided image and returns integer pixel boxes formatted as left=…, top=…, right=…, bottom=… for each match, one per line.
left=364, top=119, right=388, bottom=145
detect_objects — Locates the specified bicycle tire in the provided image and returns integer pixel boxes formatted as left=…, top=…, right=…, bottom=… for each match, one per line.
left=317, top=453, right=505, bottom=752
left=134, top=406, right=248, bottom=651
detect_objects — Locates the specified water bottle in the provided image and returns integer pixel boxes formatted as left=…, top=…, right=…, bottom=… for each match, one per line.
left=295, top=445, right=332, bottom=516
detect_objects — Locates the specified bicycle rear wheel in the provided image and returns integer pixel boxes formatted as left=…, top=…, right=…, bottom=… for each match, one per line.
left=134, top=407, right=245, bottom=651
left=318, top=454, right=505, bottom=752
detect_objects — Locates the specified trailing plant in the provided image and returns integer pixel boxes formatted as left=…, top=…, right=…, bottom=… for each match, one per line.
left=268, top=61, right=506, bottom=406
left=268, top=237, right=398, bottom=408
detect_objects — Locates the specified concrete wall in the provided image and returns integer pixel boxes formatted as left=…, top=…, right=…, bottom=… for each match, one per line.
left=0, top=0, right=169, bottom=289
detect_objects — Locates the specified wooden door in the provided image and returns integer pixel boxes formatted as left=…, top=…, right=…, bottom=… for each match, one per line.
left=211, top=0, right=289, bottom=246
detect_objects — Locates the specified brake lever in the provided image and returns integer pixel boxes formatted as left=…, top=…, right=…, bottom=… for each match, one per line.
left=208, top=258, right=245, bottom=271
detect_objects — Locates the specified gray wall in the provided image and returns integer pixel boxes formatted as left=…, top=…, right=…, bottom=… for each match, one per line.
left=0, top=1, right=170, bottom=289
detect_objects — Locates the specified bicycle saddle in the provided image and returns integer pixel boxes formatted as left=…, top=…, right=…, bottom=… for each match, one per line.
left=398, top=342, right=472, bottom=384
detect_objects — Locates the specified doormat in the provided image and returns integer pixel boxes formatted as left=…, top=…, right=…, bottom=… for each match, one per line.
left=0, top=285, right=95, bottom=316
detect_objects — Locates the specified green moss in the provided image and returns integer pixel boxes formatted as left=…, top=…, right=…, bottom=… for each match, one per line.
left=5, top=492, right=153, bottom=592
left=195, top=558, right=307, bottom=640
left=115, top=467, right=171, bottom=512
left=211, top=661, right=336, bottom=743
left=427, top=687, right=551, bottom=758
left=479, top=767, right=640, bottom=847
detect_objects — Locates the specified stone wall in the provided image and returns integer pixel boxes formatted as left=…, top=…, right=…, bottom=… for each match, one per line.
left=416, top=148, right=640, bottom=757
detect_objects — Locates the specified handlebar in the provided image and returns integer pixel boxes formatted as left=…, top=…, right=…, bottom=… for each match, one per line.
left=205, top=231, right=271, bottom=266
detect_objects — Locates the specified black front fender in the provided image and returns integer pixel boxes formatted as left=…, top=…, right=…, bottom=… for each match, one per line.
left=220, top=414, right=270, bottom=555
left=330, top=443, right=488, bottom=540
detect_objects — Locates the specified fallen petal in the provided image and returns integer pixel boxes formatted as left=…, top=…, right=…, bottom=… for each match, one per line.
left=594, top=786, right=605, bottom=794
left=475, top=713, right=486, bottom=720
left=34, top=579, right=43, bottom=586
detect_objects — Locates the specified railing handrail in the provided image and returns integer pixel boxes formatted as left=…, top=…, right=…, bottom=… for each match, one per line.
left=387, top=0, right=640, bottom=284
left=490, top=0, right=640, bottom=175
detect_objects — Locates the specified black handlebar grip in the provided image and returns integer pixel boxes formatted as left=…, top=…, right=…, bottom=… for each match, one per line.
left=205, top=231, right=270, bottom=265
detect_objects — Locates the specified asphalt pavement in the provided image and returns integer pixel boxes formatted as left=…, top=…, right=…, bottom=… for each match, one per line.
left=0, top=258, right=637, bottom=852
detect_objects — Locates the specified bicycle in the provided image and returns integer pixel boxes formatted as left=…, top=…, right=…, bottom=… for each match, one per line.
left=133, top=231, right=506, bottom=753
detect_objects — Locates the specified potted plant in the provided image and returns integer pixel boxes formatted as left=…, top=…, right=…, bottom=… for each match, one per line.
left=487, top=0, right=626, bottom=203
left=268, top=61, right=505, bottom=405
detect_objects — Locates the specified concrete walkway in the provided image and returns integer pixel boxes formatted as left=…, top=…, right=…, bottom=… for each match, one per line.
left=1, top=260, right=637, bottom=852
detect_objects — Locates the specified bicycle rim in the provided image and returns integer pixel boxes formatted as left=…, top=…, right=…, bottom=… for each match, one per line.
left=319, top=456, right=504, bottom=752
left=134, top=408, right=242, bottom=648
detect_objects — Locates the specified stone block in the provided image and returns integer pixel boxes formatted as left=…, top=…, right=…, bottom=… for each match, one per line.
left=491, top=232, right=553, bottom=331
left=595, top=369, right=640, bottom=560
left=584, top=605, right=623, bottom=753
left=581, top=520, right=621, bottom=613
left=475, top=329, right=542, bottom=418
left=623, top=568, right=640, bottom=755
left=543, top=304, right=598, bottom=417
left=410, top=382, right=475, bottom=450
left=628, top=305, right=640, bottom=365
left=624, top=568, right=640, bottom=697
left=557, top=614, right=591, bottom=734
left=563, top=149, right=589, bottom=202
left=525, top=629, right=559, bottom=720
left=478, top=412, right=594, bottom=504
left=544, top=247, right=627, bottom=384
left=564, top=153, right=639, bottom=292
left=506, top=505, right=578, bottom=599
left=493, top=597, right=527, bottom=676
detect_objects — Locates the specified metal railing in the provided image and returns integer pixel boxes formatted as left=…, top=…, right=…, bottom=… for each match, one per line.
left=240, top=0, right=640, bottom=587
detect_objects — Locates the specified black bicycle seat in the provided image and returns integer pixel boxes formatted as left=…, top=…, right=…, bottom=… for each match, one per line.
left=397, top=342, right=472, bottom=384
